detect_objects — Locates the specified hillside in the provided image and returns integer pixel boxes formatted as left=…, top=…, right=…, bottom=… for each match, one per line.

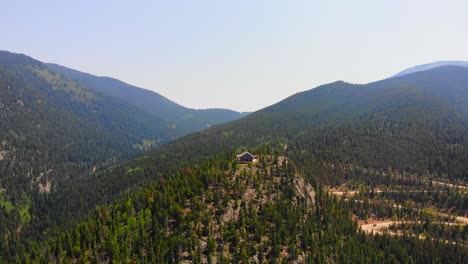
left=47, top=63, right=248, bottom=135
left=0, top=51, right=180, bottom=195
left=0, top=50, right=248, bottom=239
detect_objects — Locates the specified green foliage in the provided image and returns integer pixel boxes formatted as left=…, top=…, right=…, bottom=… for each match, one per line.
left=126, top=166, right=144, bottom=174
left=18, top=198, right=31, bottom=224
left=0, top=195, right=13, bottom=212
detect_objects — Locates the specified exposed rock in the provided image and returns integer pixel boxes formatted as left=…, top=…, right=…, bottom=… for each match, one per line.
left=38, top=181, right=52, bottom=193
left=0, top=150, right=7, bottom=161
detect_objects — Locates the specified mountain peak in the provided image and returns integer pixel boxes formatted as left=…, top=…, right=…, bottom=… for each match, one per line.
left=390, top=60, right=468, bottom=78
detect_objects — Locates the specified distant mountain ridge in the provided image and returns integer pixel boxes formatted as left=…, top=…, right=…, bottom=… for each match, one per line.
left=390, top=60, right=468, bottom=78
left=47, top=63, right=249, bottom=135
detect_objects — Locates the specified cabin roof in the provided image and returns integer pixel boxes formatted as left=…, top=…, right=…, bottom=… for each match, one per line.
left=236, top=151, right=254, bottom=158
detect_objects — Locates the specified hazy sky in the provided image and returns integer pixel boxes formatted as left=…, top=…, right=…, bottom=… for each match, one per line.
left=2, top=1, right=468, bottom=112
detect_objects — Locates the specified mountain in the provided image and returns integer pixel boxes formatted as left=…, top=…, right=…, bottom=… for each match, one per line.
left=0, top=51, right=248, bottom=262
left=390, top=60, right=468, bottom=78
left=5, top=64, right=468, bottom=262
left=19, top=64, right=466, bottom=236
left=1, top=58, right=468, bottom=262
left=180, top=65, right=468, bottom=181
left=47, top=63, right=249, bottom=135
left=0, top=50, right=248, bottom=196
left=0, top=51, right=181, bottom=195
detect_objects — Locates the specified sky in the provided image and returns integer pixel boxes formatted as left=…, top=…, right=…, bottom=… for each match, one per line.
left=2, top=1, right=468, bottom=112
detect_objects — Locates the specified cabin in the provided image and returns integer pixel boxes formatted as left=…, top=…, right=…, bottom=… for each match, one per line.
left=236, top=151, right=258, bottom=163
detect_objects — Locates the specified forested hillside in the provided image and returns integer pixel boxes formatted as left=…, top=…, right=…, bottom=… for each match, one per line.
left=7, top=154, right=468, bottom=263
left=47, top=63, right=249, bottom=135
left=0, top=52, right=178, bottom=186
left=60, top=65, right=465, bottom=229
left=1, top=56, right=467, bottom=262
left=0, top=51, right=179, bottom=246
left=0, top=51, right=249, bottom=254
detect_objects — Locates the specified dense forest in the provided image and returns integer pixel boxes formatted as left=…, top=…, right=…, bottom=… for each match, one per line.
left=1, top=51, right=467, bottom=262
left=3, top=153, right=467, bottom=263
left=0, top=51, right=247, bottom=261
left=0, top=51, right=174, bottom=229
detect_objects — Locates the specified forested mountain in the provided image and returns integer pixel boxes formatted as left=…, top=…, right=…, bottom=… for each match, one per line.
left=0, top=50, right=184, bottom=233
left=47, top=63, right=248, bottom=135
left=232, top=65, right=468, bottom=179
left=55, top=65, right=465, bottom=224
left=162, top=65, right=467, bottom=182
left=0, top=50, right=181, bottom=192
left=390, top=61, right=468, bottom=78
left=1, top=54, right=467, bottom=262
left=0, top=50, right=247, bottom=233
